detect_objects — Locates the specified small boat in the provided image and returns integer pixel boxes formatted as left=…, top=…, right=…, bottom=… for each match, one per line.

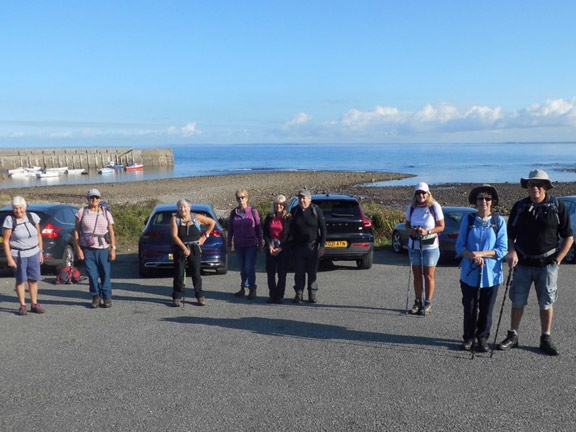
left=36, top=171, right=60, bottom=179
left=46, top=166, right=68, bottom=173
left=8, top=167, right=25, bottom=175
left=98, top=167, right=114, bottom=175
left=125, top=163, right=144, bottom=171
left=9, top=171, right=37, bottom=179
left=65, top=168, right=86, bottom=175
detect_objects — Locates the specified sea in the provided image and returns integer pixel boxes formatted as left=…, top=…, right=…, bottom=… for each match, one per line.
left=2, top=142, right=576, bottom=190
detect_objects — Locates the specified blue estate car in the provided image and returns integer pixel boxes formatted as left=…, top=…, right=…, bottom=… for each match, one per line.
left=138, top=203, right=227, bottom=277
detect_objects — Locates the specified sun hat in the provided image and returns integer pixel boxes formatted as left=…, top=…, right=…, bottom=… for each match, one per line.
left=297, top=189, right=312, bottom=198
left=468, top=184, right=500, bottom=206
left=520, top=169, right=553, bottom=189
left=87, top=189, right=101, bottom=198
left=414, top=182, right=429, bottom=193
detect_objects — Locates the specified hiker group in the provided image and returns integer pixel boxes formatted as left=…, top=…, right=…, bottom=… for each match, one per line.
left=2, top=169, right=572, bottom=357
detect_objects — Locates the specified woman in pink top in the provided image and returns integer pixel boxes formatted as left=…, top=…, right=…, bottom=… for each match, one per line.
left=262, top=195, right=291, bottom=303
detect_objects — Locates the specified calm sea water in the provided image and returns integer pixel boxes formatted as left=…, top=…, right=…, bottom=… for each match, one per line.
left=2, top=143, right=576, bottom=189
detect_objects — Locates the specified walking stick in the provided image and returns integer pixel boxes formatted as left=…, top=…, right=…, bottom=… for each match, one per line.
left=490, top=267, right=513, bottom=358
left=405, top=250, right=413, bottom=314
left=471, top=263, right=483, bottom=360
left=419, top=233, right=426, bottom=317
left=181, top=254, right=187, bottom=308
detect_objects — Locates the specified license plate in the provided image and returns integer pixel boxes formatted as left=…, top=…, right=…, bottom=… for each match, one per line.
left=325, top=241, right=347, bottom=248
left=168, top=253, right=173, bottom=261
left=0, top=237, right=3, bottom=244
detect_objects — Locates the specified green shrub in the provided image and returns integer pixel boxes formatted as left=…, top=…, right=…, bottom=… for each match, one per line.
left=362, top=203, right=405, bottom=247
left=112, top=199, right=159, bottom=248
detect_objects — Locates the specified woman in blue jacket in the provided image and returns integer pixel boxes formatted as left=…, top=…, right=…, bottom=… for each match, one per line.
left=456, top=185, right=508, bottom=352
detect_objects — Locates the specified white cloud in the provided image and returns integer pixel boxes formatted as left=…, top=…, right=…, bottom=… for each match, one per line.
left=282, top=112, right=312, bottom=129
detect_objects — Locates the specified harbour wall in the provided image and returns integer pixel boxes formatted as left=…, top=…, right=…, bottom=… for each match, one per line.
left=0, top=148, right=174, bottom=171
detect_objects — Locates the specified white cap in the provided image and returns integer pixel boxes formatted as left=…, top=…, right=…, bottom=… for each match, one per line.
left=414, top=182, right=429, bottom=193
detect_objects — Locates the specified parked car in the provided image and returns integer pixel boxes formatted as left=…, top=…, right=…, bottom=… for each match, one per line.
left=557, top=196, right=576, bottom=263
left=0, top=204, right=79, bottom=273
left=392, top=206, right=478, bottom=260
left=288, top=194, right=374, bottom=269
left=138, top=203, right=227, bottom=277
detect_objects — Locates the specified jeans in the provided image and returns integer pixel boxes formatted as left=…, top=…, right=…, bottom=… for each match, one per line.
left=293, top=243, right=319, bottom=294
left=236, top=246, right=258, bottom=289
left=173, top=245, right=203, bottom=299
left=460, top=281, right=499, bottom=340
left=83, top=248, right=112, bottom=299
left=266, top=250, right=287, bottom=300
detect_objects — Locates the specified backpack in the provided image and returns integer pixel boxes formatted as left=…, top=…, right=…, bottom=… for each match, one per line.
left=9, top=211, right=36, bottom=238
left=466, top=212, right=500, bottom=236
left=56, top=266, right=84, bottom=284
left=509, top=196, right=560, bottom=229
left=80, top=203, right=112, bottom=245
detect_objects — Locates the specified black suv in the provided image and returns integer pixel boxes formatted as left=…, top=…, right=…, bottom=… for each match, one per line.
left=288, top=194, right=374, bottom=269
left=0, top=204, right=79, bottom=273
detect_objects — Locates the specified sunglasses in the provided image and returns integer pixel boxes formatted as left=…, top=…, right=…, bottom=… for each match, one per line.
left=527, top=182, right=547, bottom=189
left=476, top=196, right=493, bottom=202
left=89, top=196, right=100, bottom=200
left=236, top=196, right=247, bottom=200
left=274, top=202, right=285, bottom=206
left=415, top=191, right=427, bottom=196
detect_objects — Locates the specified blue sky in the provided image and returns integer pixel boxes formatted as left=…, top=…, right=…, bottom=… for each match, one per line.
left=2, top=0, right=576, bottom=147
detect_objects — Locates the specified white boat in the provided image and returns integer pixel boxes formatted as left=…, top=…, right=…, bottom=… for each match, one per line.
left=65, top=168, right=86, bottom=175
left=46, top=166, right=68, bottom=173
left=36, top=171, right=60, bottom=179
left=98, top=167, right=114, bottom=175
left=8, top=167, right=25, bottom=175
left=9, top=171, right=36, bottom=179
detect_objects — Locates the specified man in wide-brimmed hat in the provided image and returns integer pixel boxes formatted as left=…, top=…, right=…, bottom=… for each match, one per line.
left=498, top=169, right=573, bottom=356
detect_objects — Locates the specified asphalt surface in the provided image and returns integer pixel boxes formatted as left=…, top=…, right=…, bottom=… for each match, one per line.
left=1, top=251, right=575, bottom=432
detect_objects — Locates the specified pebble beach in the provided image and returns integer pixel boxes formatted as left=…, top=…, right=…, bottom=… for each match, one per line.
left=2, top=170, right=576, bottom=216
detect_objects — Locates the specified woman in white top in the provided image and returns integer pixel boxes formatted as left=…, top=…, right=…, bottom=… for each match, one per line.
left=406, top=182, right=445, bottom=315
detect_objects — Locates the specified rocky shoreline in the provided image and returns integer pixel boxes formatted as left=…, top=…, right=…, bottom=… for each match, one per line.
left=2, top=171, right=576, bottom=216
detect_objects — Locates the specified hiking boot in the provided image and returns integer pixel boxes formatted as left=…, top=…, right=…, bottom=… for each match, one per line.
left=308, top=292, right=317, bottom=304
left=172, top=298, right=181, bottom=307
left=247, top=288, right=257, bottom=300
left=477, top=337, right=490, bottom=353
left=540, top=334, right=559, bottom=356
left=31, top=303, right=45, bottom=314
left=273, top=298, right=284, bottom=304
left=18, top=304, right=28, bottom=316
left=267, top=297, right=275, bottom=304
left=408, top=299, right=422, bottom=315
left=102, top=298, right=112, bottom=308
left=497, top=330, right=519, bottom=351
left=421, top=302, right=432, bottom=316
left=234, top=287, right=247, bottom=298
left=461, top=339, right=474, bottom=351
left=293, top=291, right=303, bottom=304
left=197, top=296, right=207, bottom=306
left=91, top=295, right=100, bottom=309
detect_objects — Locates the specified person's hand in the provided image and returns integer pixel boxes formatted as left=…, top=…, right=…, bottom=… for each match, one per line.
left=77, top=249, right=85, bottom=261
left=184, top=247, right=191, bottom=257
left=7, top=257, right=17, bottom=269
left=506, top=251, right=518, bottom=268
left=110, top=249, right=117, bottom=261
left=227, top=245, right=232, bottom=254
left=318, top=246, right=325, bottom=258
left=39, top=252, right=44, bottom=265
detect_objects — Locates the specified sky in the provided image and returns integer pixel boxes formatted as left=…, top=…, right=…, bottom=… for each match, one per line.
left=1, top=0, right=576, bottom=147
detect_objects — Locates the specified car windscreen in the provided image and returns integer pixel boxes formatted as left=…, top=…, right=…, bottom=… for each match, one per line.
left=312, top=200, right=361, bottom=218
left=149, top=210, right=213, bottom=227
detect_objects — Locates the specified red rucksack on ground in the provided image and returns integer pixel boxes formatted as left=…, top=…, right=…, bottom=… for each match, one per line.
left=56, top=266, right=84, bottom=284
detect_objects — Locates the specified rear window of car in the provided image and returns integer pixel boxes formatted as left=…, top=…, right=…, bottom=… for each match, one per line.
left=312, top=200, right=361, bottom=218
left=150, top=210, right=213, bottom=226
left=445, top=211, right=474, bottom=225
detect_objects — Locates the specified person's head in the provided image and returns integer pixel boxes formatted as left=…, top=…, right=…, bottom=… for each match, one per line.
left=271, top=194, right=288, bottom=217
left=469, top=184, right=499, bottom=216
left=176, top=199, right=191, bottom=217
left=411, top=182, right=434, bottom=207
left=297, top=189, right=312, bottom=210
left=86, top=189, right=102, bottom=208
left=11, top=196, right=27, bottom=217
left=521, top=169, right=552, bottom=203
left=235, top=189, right=249, bottom=208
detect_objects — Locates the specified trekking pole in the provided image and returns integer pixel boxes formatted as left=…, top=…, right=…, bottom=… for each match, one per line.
left=419, top=232, right=426, bottom=317
left=471, top=263, right=483, bottom=360
left=181, top=254, right=187, bottom=308
left=490, top=267, right=513, bottom=358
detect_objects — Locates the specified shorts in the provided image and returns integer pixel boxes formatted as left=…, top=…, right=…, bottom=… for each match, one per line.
left=13, top=253, right=42, bottom=284
left=509, top=263, right=558, bottom=310
left=409, top=247, right=440, bottom=267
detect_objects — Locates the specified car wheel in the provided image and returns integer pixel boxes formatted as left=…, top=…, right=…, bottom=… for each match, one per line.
left=565, top=245, right=575, bottom=264
left=392, top=231, right=404, bottom=254
left=62, top=244, right=74, bottom=267
left=357, top=250, right=373, bottom=269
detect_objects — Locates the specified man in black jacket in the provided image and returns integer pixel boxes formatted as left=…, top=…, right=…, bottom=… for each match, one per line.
left=290, top=189, right=327, bottom=304
left=498, top=169, right=573, bottom=356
